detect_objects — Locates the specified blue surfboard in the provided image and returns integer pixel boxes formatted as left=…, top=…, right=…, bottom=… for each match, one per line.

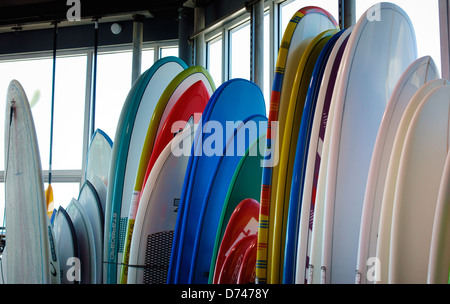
left=168, top=78, right=266, bottom=283
left=283, top=29, right=345, bottom=284
left=104, top=56, right=187, bottom=284
left=189, top=114, right=267, bottom=284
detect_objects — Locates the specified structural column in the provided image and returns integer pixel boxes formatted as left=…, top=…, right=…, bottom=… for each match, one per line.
left=132, top=14, right=144, bottom=85
left=250, top=0, right=264, bottom=90
left=194, top=2, right=205, bottom=67
left=439, top=0, right=450, bottom=80
left=340, top=0, right=356, bottom=29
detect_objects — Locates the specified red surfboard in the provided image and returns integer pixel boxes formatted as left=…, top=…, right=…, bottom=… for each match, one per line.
left=237, top=236, right=257, bottom=284
left=142, top=80, right=210, bottom=189
left=213, top=198, right=260, bottom=283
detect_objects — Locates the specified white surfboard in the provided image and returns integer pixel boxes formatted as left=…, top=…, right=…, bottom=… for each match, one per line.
left=297, top=27, right=352, bottom=284
left=67, top=198, right=97, bottom=284
left=428, top=150, right=450, bottom=283
left=389, top=84, right=450, bottom=283
left=77, top=180, right=103, bottom=284
left=85, top=129, right=113, bottom=188
left=3, top=79, right=60, bottom=284
left=376, top=78, right=450, bottom=284
left=321, top=3, right=417, bottom=284
left=127, top=125, right=195, bottom=284
left=356, top=56, right=438, bottom=284
left=53, top=207, right=79, bottom=284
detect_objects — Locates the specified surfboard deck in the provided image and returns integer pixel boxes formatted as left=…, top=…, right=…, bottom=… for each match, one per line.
left=389, top=84, right=450, bottom=283
left=257, top=6, right=338, bottom=284
left=356, top=56, right=438, bottom=284
left=120, top=66, right=213, bottom=284
left=189, top=115, right=266, bottom=284
left=168, top=78, right=265, bottom=284
left=3, top=79, right=60, bottom=284
left=213, top=198, right=260, bottom=284
left=127, top=125, right=195, bottom=284
left=321, top=3, right=417, bottom=284
left=104, top=56, right=187, bottom=284
left=273, top=28, right=338, bottom=284
left=376, top=78, right=450, bottom=284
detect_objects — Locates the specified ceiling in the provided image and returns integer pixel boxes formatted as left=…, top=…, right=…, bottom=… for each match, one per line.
left=0, top=0, right=213, bottom=31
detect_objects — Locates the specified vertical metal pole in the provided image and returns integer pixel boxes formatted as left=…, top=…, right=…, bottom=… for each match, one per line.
left=340, top=0, right=356, bottom=29
left=439, top=0, right=450, bottom=80
left=90, top=19, right=99, bottom=137
left=194, top=3, right=205, bottom=67
left=49, top=21, right=58, bottom=186
left=132, top=14, right=144, bottom=84
left=250, top=0, right=264, bottom=89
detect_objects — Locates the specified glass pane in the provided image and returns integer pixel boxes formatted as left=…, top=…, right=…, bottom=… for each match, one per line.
left=0, top=57, right=52, bottom=172
left=230, top=22, right=251, bottom=80
left=95, top=51, right=132, bottom=141
left=280, top=0, right=339, bottom=38
left=142, top=48, right=155, bottom=73
left=207, top=36, right=223, bottom=87
left=160, top=46, right=179, bottom=58
left=53, top=55, right=87, bottom=170
left=45, top=182, right=81, bottom=211
left=356, top=0, right=441, bottom=75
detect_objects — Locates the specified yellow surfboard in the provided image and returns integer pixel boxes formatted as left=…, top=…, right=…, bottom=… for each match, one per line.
left=270, top=29, right=338, bottom=283
left=256, top=6, right=338, bottom=284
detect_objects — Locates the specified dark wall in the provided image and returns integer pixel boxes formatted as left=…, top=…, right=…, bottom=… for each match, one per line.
left=0, top=17, right=179, bottom=55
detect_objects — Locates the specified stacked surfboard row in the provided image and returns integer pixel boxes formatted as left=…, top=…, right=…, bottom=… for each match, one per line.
left=1, top=2, right=449, bottom=285
left=257, top=3, right=449, bottom=285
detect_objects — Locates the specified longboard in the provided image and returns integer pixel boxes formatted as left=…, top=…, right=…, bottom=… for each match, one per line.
left=292, top=28, right=352, bottom=284
left=257, top=6, right=338, bottom=284
left=356, top=56, right=438, bottom=283
left=389, top=85, right=450, bottom=283
left=208, top=134, right=265, bottom=283
left=126, top=125, right=195, bottom=284
left=120, top=67, right=213, bottom=283
left=3, top=79, right=60, bottom=284
left=168, top=78, right=266, bottom=283
left=277, top=28, right=339, bottom=284
left=189, top=115, right=266, bottom=283
left=321, top=3, right=417, bottom=284
left=376, top=78, right=450, bottom=283
left=104, top=57, right=187, bottom=284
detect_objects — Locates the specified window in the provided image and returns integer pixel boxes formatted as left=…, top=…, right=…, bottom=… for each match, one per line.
left=356, top=0, right=441, bottom=75
left=230, top=21, right=251, bottom=80
left=160, top=46, right=179, bottom=58
left=0, top=53, right=87, bottom=215
left=207, top=35, right=223, bottom=87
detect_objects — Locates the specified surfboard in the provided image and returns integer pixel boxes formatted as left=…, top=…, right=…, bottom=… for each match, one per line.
left=85, top=128, right=113, bottom=187
left=189, top=115, right=266, bottom=284
left=321, top=3, right=417, bottom=284
left=120, top=67, right=213, bottom=284
left=208, top=134, right=265, bottom=283
left=104, top=56, right=187, bottom=284
left=77, top=179, right=103, bottom=284
left=3, top=79, right=60, bottom=284
left=376, top=78, right=450, bottom=284
left=257, top=6, right=338, bottom=284
left=53, top=207, right=79, bottom=284
left=168, top=78, right=266, bottom=284
left=126, top=125, right=195, bottom=284
left=213, top=198, right=260, bottom=284
left=389, top=84, right=450, bottom=283
left=66, top=198, right=96, bottom=284
left=356, top=56, right=438, bottom=284
left=237, top=235, right=257, bottom=284
left=290, top=28, right=351, bottom=284
left=277, top=28, right=339, bottom=284
left=428, top=149, right=450, bottom=284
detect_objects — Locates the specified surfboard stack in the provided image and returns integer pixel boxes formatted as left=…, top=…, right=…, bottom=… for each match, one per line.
left=2, top=2, right=449, bottom=286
